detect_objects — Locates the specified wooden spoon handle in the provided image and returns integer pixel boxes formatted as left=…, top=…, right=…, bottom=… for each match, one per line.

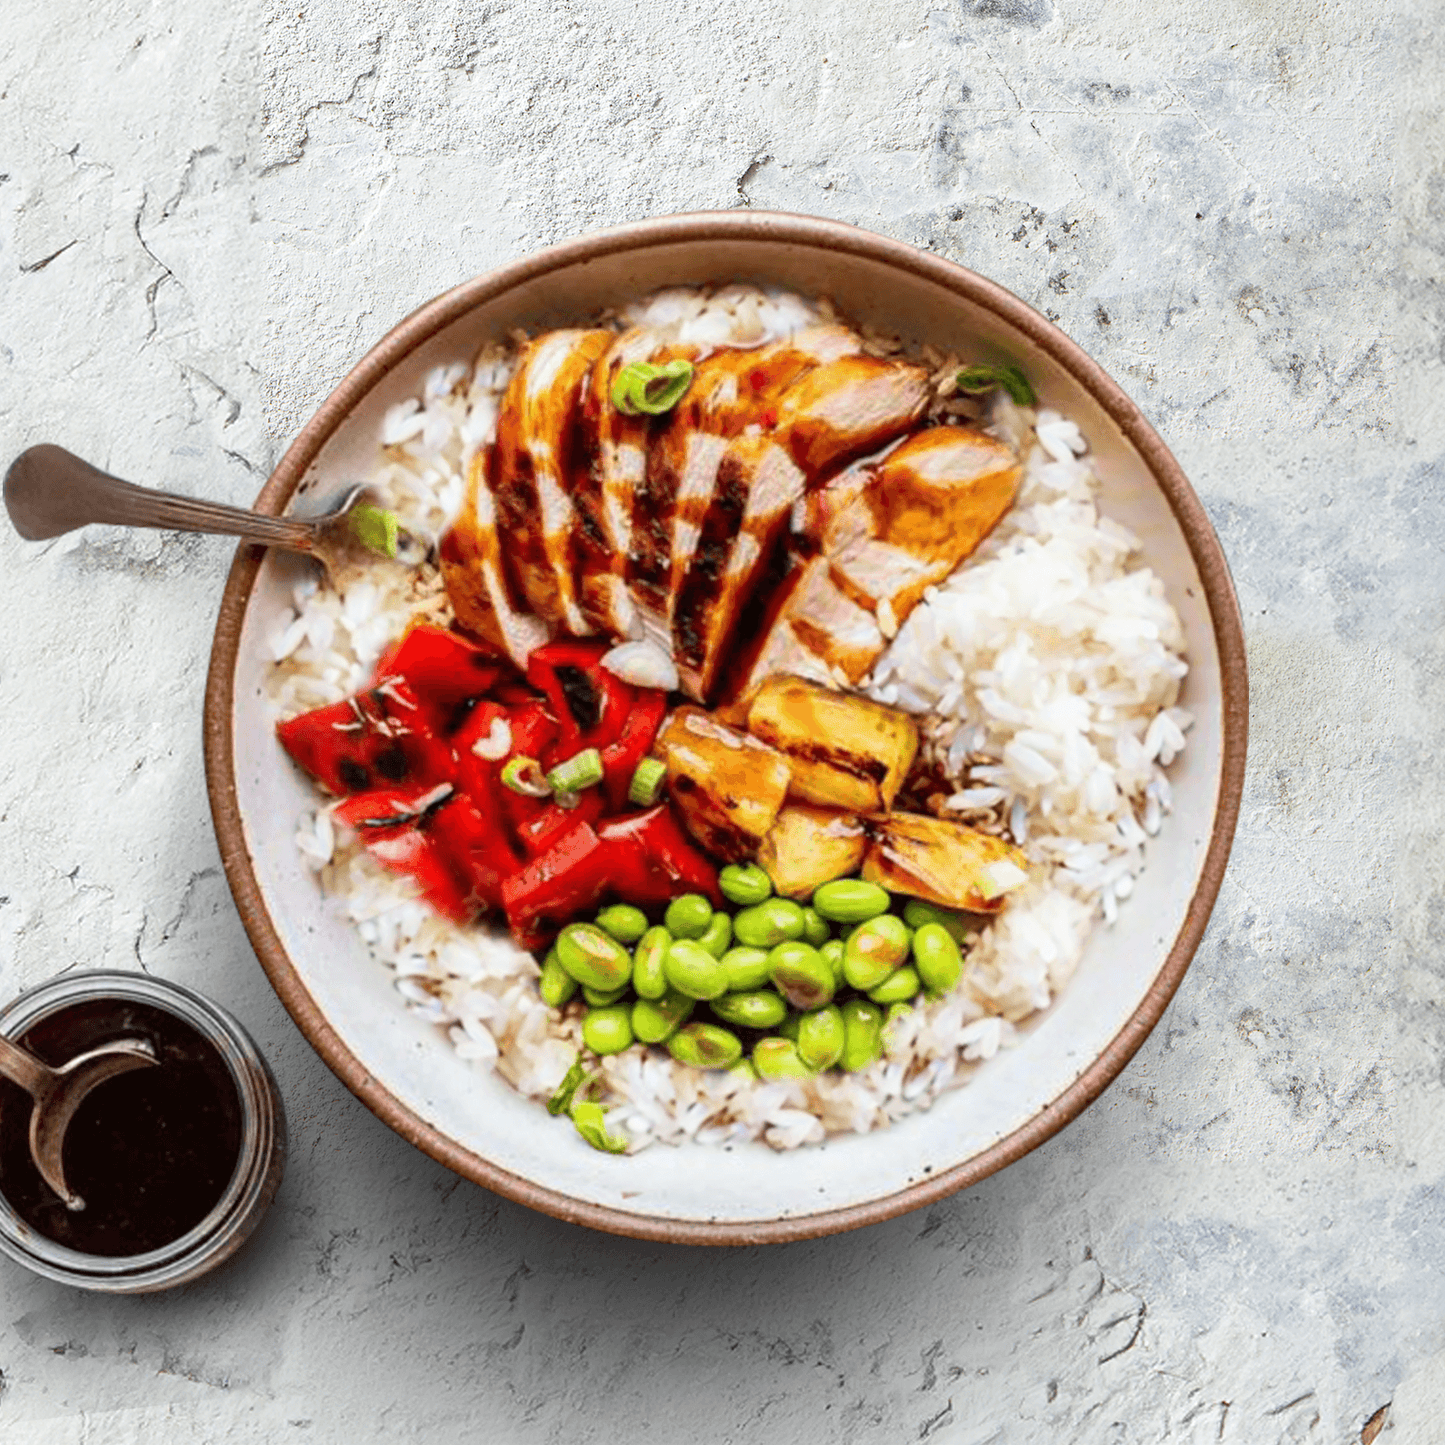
left=0, top=1031, right=58, bottom=1100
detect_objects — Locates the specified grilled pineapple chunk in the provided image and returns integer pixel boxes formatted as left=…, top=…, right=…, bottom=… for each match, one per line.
left=746, top=675, right=919, bottom=814
left=655, top=707, right=791, bottom=862
left=862, top=812, right=1029, bottom=913
left=758, top=805, right=868, bottom=899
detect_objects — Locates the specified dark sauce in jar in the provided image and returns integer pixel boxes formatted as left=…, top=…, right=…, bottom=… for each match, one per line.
left=0, top=998, right=244, bottom=1257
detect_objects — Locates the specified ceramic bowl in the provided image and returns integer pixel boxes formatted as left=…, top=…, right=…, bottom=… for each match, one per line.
left=205, top=212, right=1247, bottom=1244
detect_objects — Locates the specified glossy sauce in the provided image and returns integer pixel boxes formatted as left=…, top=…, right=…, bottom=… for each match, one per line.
left=0, top=999, right=243, bottom=1257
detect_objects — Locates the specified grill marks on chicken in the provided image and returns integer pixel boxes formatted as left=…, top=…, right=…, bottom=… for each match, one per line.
left=441, top=318, right=1019, bottom=702
left=725, top=425, right=1020, bottom=702
left=489, top=328, right=614, bottom=635
left=670, top=352, right=930, bottom=701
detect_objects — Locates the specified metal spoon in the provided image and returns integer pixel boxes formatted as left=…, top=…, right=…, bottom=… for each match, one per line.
left=3, top=444, right=424, bottom=577
left=0, top=1031, right=158, bottom=1211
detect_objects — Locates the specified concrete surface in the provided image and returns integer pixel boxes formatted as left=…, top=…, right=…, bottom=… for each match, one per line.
left=0, top=0, right=1439, bottom=1439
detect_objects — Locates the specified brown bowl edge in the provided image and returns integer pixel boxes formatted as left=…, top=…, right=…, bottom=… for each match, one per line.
left=203, top=210, right=1249, bottom=1247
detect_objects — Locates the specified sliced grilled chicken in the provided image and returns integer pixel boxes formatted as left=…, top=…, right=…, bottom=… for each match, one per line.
left=439, top=450, right=552, bottom=667
left=490, top=328, right=614, bottom=634
left=724, top=426, right=1019, bottom=703
left=671, top=354, right=929, bottom=701
left=768, top=353, right=930, bottom=476
left=626, top=326, right=860, bottom=651
left=574, top=329, right=695, bottom=637
left=727, top=555, right=886, bottom=700
left=802, top=424, right=1021, bottom=626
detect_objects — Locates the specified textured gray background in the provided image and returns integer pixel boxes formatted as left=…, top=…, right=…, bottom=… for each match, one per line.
left=0, top=0, right=1439, bottom=1439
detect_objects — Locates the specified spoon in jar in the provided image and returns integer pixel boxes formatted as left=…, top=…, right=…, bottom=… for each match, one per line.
left=0, top=1031, right=158, bottom=1211
left=3, top=444, right=426, bottom=578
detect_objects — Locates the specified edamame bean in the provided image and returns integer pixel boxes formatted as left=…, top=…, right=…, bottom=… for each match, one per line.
left=768, top=941, right=835, bottom=1011
left=842, top=915, right=912, bottom=991
left=711, top=990, right=788, bottom=1030
left=664, top=893, right=714, bottom=940
left=777, top=1011, right=801, bottom=1042
left=556, top=922, right=633, bottom=991
left=663, top=939, right=729, bottom=1000
left=867, top=965, right=921, bottom=1006
left=812, top=878, right=890, bottom=924
left=733, top=898, right=806, bottom=949
left=729, top=1058, right=759, bottom=1083
left=632, top=926, right=671, bottom=1000
left=820, top=939, right=846, bottom=986
left=801, top=907, right=830, bottom=948
left=538, top=947, right=578, bottom=1008
left=840, top=999, right=884, bottom=1072
left=595, top=903, right=649, bottom=944
left=903, top=900, right=973, bottom=946
left=632, top=990, right=694, bottom=1044
left=721, top=946, right=772, bottom=992
left=797, top=1005, right=845, bottom=1070
left=583, top=1005, right=634, bottom=1056
left=668, top=1023, right=744, bottom=1070
left=719, top=863, right=773, bottom=907
left=754, top=1037, right=811, bottom=1079
left=911, top=922, right=964, bottom=994
left=697, top=911, right=733, bottom=960
left=583, top=982, right=630, bottom=1007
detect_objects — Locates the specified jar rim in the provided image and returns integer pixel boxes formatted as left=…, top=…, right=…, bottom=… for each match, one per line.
left=0, top=970, right=285, bottom=1291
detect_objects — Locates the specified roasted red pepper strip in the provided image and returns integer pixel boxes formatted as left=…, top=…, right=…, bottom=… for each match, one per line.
left=452, top=699, right=513, bottom=808
left=332, top=785, right=474, bottom=923
left=277, top=681, right=456, bottom=797
left=495, top=698, right=561, bottom=837
left=429, top=792, right=520, bottom=913
left=525, top=640, right=633, bottom=764
left=600, top=692, right=668, bottom=811
left=515, top=790, right=605, bottom=859
left=501, top=821, right=610, bottom=950
left=596, top=805, right=722, bottom=907
left=372, top=623, right=506, bottom=734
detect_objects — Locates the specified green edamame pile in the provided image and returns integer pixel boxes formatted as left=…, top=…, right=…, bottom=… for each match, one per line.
left=540, top=862, right=975, bottom=1094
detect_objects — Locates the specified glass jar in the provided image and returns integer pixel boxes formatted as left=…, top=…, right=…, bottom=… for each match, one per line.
left=0, top=970, right=286, bottom=1292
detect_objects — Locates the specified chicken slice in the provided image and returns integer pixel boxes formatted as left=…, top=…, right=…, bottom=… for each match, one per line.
left=627, top=326, right=860, bottom=651
left=439, top=449, right=551, bottom=667
left=726, top=556, right=885, bottom=702
left=490, top=328, right=614, bottom=635
left=574, top=329, right=697, bottom=638
left=671, top=353, right=929, bottom=702
left=724, top=424, right=1021, bottom=704
left=803, top=424, right=1020, bottom=624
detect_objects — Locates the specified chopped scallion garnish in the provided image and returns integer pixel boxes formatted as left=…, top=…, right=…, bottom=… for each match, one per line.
left=627, top=757, right=667, bottom=807
left=610, top=359, right=695, bottom=416
left=349, top=503, right=401, bottom=559
left=546, top=1055, right=588, bottom=1116
left=501, top=756, right=550, bottom=797
left=545, top=748, right=603, bottom=794
left=955, top=363, right=1036, bottom=408
left=571, top=1101, right=629, bottom=1154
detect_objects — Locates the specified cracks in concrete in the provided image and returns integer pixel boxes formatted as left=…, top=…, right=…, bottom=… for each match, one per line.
left=258, top=67, right=380, bottom=178
left=132, top=192, right=178, bottom=343
left=18, top=239, right=77, bottom=274
left=735, top=154, right=772, bottom=207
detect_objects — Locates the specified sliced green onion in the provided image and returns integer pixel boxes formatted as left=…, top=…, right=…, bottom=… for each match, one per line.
left=610, top=359, right=695, bottom=416
left=628, top=757, right=667, bottom=807
left=546, top=748, right=603, bottom=794
left=546, top=1055, right=588, bottom=1116
left=571, top=1100, right=629, bottom=1154
left=955, top=363, right=1036, bottom=408
left=502, top=756, right=550, bottom=797
left=349, top=503, right=400, bottom=559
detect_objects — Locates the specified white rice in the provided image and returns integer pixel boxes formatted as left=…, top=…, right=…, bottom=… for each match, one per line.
left=268, top=286, right=1189, bottom=1151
